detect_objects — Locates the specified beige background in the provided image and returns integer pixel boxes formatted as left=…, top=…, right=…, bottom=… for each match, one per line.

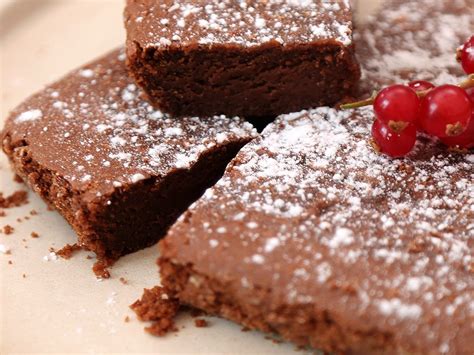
left=0, top=1, right=380, bottom=353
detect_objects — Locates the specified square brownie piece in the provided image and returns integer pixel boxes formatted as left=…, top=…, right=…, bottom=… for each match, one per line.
left=124, top=0, right=360, bottom=117
left=156, top=0, right=474, bottom=353
left=1, top=49, right=256, bottom=261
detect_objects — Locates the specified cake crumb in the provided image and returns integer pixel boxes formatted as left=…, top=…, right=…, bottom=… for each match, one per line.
left=13, top=174, right=23, bottom=183
left=93, top=260, right=111, bottom=279
left=8, top=260, right=13, bottom=265
left=0, top=210, right=5, bottom=217
left=31, top=232, right=39, bottom=238
left=0, top=190, right=28, bottom=209
left=30, top=210, right=38, bottom=216
left=119, top=277, right=128, bottom=285
left=3, top=225, right=14, bottom=235
left=194, top=319, right=208, bottom=328
left=22, top=273, right=27, bottom=278
left=130, top=286, right=180, bottom=337
left=145, top=319, right=178, bottom=336
left=124, top=316, right=130, bottom=323
left=56, top=243, right=81, bottom=259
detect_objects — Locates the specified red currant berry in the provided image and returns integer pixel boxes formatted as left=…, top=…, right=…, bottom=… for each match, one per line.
left=440, top=109, right=474, bottom=149
left=374, top=85, right=420, bottom=133
left=460, top=35, right=474, bottom=74
left=419, top=85, right=472, bottom=138
left=371, top=119, right=417, bottom=158
left=408, top=80, right=435, bottom=93
left=466, top=87, right=474, bottom=104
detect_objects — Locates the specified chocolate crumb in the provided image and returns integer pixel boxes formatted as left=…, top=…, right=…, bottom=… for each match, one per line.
left=93, top=260, right=111, bottom=279
left=13, top=174, right=23, bottom=183
left=29, top=210, right=38, bottom=216
left=31, top=232, right=39, bottom=238
left=8, top=260, right=13, bottom=265
left=3, top=225, right=14, bottom=235
left=241, top=326, right=251, bottom=332
left=130, top=286, right=180, bottom=337
left=194, top=319, right=208, bottom=328
left=145, top=319, right=178, bottom=336
left=124, top=316, right=130, bottom=323
left=0, top=190, right=28, bottom=209
left=0, top=210, right=5, bottom=217
left=56, top=243, right=81, bottom=259
left=119, top=277, right=128, bottom=285
left=22, top=273, right=27, bottom=278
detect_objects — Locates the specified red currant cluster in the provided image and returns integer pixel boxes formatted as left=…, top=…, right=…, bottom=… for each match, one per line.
left=344, top=35, right=474, bottom=158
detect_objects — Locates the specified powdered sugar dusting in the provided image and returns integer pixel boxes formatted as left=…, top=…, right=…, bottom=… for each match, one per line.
left=15, top=109, right=42, bottom=123
left=377, top=299, right=422, bottom=319
left=172, top=101, right=473, bottom=350
left=357, top=0, right=474, bottom=89
left=127, top=0, right=353, bottom=48
left=79, top=69, right=94, bottom=78
left=7, top=49, right=257, bottom=195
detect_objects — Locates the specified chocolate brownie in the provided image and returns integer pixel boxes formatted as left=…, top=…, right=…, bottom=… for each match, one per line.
left=157, top=0, right=474, bottom=353
left=124, top=0, right=360, bottom=117
left=1, top=49, right=256, bottom=260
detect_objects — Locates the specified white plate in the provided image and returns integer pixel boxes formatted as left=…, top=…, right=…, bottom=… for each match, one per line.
left=0, top=0, right=380, bottom=353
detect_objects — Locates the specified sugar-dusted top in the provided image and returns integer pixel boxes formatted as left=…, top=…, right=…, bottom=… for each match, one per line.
left=2, top=49, right=256, bottom=201
left=357, top=0, right=474, bottom=90
left=165, top=104, right=473, bottom=353
left=125, top=0, right=353, bottom=48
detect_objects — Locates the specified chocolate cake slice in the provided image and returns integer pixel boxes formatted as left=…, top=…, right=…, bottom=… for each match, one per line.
left=1, top=49, right=256, bottom=260
left=157, top=0, right=474, bottom=353
left=124, top=0, right=360, bottom=117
